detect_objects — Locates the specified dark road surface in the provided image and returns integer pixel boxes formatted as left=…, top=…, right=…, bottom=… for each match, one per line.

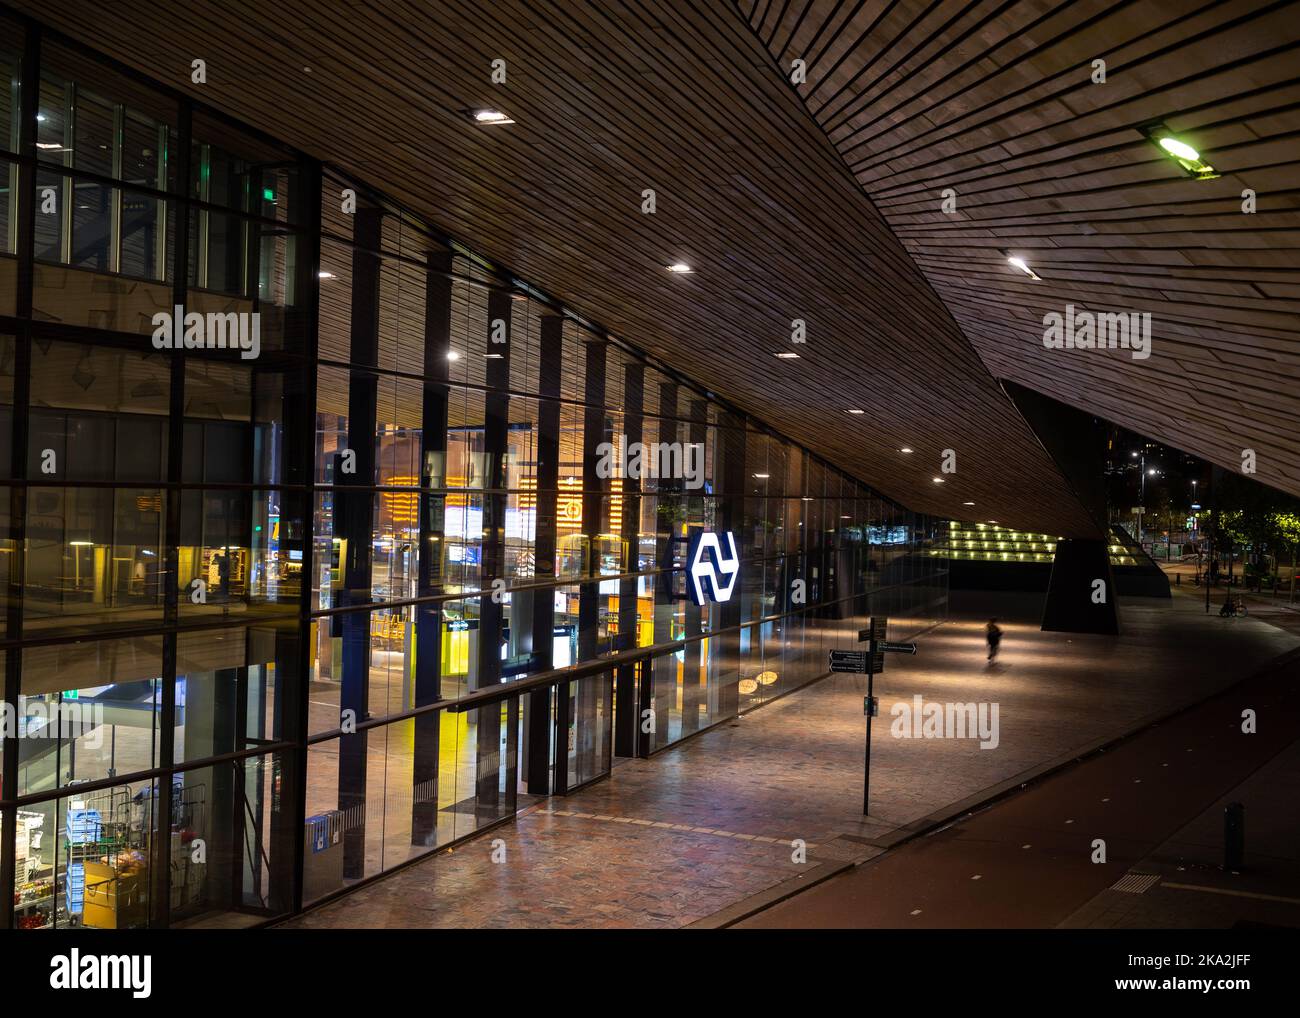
left=739, top=649, right=1300, bottom=928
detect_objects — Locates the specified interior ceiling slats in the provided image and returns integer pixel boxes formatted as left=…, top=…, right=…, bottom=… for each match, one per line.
left=17, top=0, right=1110, bottom=535
left=741, top=0, right=1300, bottom=499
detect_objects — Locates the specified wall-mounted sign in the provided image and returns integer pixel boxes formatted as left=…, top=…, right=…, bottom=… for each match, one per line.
left=687, top=530, right=740, bottom=606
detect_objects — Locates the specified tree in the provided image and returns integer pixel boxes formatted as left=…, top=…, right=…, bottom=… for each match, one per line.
left=1273, top=511, right=1300, bottom=603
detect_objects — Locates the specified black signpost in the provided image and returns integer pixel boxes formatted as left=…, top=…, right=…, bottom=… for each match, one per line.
left=829, top=616, right=920, bottom=815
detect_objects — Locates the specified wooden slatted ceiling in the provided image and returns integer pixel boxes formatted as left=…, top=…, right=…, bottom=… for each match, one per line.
left=15, top=0, right=1101, bottom=535
left=740, top=0, right=1300, bottom=499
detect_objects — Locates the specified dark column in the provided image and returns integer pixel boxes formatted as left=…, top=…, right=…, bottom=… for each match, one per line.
left=680, top=399, right=708, bottom=734
left=1042, top=538, right=1120, bottom=634
left=1, top=24, right=40, bottom=932
left=337, top=206, right=382, bottom=878
left=651, top=383, right=679, bottom=750
left=715, top=411, right=747, bottom=721
left=578, top=340, right=608, bottom=662
left=614, top=362, right=643, bottom=756
left=150, top=93, right=195, bottom=926
left=282, top=156, right=320, bottom=916
left=474, top=288, right=512, bottom=810
left=574, top=340, right=608, bottom=778
left=411, top=253, right=452, bottom=844
left=525, top=316, right=563, bottom=793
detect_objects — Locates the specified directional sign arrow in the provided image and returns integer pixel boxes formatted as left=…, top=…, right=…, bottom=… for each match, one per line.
left=829, top=650, right=870, bottom=673
left=877, top=641, right=917, bottom=655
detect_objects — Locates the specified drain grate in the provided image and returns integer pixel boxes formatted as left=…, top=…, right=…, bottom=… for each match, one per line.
left=1111, top=872, right=1162, bottom=894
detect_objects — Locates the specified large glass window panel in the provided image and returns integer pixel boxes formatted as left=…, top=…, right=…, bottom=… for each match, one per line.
left=13, top=778, right=158, bottom=930
left=376, top=373, right=423, bottom=486
left=184, top=359, right=293, bottom=487
left=33, top=168, right=65, bottom=263
left=17, top=635, right=163, bottom=796
left=0, top=335, right=13, bottom=475
left=22, top=487, right=166, bottom=631
left=191, top=110, right=300, bottom=222
left=0, top=489, right=11, bottom=626
left=175, top=626, right=284, bottom=764
left=171, top=751, right=294, bottom=927
left=308, top=602, right=446, bottom=735
left=317, top=237, right=353, bottom=365
left=188, top=207, right=248, bottom=297
left=177, top=488, right=303, bottom=621
left=377, top=245, right=426, bottom=375
left=119, top=188, right=170, bottom=280
left=38, top=41, right=178, bottom=189
left=29, top=340, right=170, bottom=449
left=1, top=159, right=14, bottom=266
left=34, top=175, right=170, bottom=285
left=0, top=30, right=18, bottom=155
left=564, top=673, right=611, bottom=789
left=454, top=701, right=517, bottom=841
left=376, top=716, right=447, bottom=871
left=254, top=227, right=302, bottom=354
left=302, top=734, right=382, bottom=895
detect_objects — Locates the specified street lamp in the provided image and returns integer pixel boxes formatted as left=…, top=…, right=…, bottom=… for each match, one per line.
left=1131, top=450, right=1145, bottom=541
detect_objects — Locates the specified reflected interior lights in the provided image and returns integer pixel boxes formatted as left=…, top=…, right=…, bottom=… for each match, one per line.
left=666, top=263, right=694, bottom=274
left=775, top=351, right=800, bottom=359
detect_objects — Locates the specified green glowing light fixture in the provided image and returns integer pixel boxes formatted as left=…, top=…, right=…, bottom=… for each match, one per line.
left=1142, top=123, right=1219, bottom=180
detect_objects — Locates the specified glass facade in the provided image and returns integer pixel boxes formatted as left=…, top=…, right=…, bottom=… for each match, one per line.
left=0, top=17, right=948, bottom=927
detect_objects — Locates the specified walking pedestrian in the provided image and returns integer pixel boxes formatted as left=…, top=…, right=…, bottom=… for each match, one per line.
left=985, top=618, right=1002, bottom=664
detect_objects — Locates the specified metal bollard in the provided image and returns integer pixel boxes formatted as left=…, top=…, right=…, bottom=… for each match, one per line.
left=1223, top=802, right=1244, bottom=871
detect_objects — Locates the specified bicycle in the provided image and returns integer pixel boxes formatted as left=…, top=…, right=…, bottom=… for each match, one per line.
left=1218, top=596, right=1248, bottom=619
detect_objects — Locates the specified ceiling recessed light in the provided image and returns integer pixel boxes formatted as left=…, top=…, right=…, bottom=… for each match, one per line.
left=932, top=477, right=945, bottom=483
left=962, top=501, right=975, bottom=506
left=1142, top=124, right=1218, bottom=179
left=318, top=271, right=334, bottom=279
left=846, top=408, right=865, bottom=414
left=801, top=497, right=814, bottom=502
left=666, top=263, right=694, bottom=274
left=753, top=473, right=770, bottom=479
left=470, top=109, right=514, bottom=125
left=1006, top=256, right=1042, bottom=281
left=775, top=352, right=800, bottom=359
left=988, top=520, right=997, bottom=524
left=1159, top=137, right=1199, bottom=161
left=446, top=350, right=461, bottom=361
left=484, top=353, right=504, bottom=359
left=899, top=447, right=913, bottom=454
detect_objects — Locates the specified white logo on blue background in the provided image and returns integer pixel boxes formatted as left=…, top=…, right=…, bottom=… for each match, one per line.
left=687, top=530, right=740, bottom=606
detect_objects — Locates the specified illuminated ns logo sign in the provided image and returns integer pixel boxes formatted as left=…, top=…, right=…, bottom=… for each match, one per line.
left=687, top=530, right=739, bottom=606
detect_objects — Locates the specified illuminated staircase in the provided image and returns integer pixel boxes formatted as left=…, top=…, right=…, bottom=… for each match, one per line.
left=943, top=521, right=1156, bottom=593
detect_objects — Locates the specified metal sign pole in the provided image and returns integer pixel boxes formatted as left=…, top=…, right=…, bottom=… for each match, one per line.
left=834, top=617, right=910, bottom=817
left=863, top=652, right=874, bottom=816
